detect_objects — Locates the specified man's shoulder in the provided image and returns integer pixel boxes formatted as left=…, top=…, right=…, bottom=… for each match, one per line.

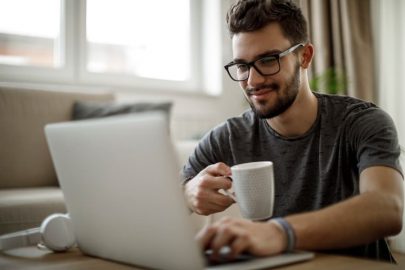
left=314, top=92, right=396, bottom=136
left=315, top=92, right=375, bottom=108
left=315, top=92, right=382, bottom=120
left=228, top=109, right=257, bottom=124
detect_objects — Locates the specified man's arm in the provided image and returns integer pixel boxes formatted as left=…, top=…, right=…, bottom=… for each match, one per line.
left=197, top=166, right=403, bottom=257
left=287, top=165, right=403, bottom=250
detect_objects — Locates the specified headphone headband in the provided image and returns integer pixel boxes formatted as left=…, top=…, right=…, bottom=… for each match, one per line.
left=0, top=213, right=75, bottom=252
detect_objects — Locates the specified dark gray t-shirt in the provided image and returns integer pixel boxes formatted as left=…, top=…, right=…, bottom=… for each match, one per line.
left=182, top=93, right=402, bottom=262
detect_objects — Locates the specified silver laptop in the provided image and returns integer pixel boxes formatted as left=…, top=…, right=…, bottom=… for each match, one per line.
left=45, top=113, right=314, bottom=270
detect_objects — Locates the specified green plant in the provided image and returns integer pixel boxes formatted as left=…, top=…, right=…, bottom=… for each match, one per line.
left=310, top=68, right=348, bottom=95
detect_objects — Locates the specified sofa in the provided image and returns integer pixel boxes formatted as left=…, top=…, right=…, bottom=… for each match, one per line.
left=0, top=85, right=211, bottom=235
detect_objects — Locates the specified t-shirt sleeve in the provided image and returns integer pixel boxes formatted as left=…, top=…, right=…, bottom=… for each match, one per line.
left=180, top=122, right=230, bottom=184
left=348, top=106, right=403, bottom=177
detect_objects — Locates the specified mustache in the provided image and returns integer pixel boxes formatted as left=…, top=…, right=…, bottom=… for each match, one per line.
left=245, top=83, right=280, bottom=95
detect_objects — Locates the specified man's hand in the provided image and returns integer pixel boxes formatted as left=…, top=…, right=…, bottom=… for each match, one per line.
left=184, top=162, right=235, bottom=215
left=196, top=217, right=287, bottom=261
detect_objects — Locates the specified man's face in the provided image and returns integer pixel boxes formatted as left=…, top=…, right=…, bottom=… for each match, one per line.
left=232, top=23, right=301, bottom=119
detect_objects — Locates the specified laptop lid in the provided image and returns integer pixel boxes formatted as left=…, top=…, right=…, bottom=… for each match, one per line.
left=45, top=113, right=206, bottom=269
left=45, top=113, right=314, bottom=270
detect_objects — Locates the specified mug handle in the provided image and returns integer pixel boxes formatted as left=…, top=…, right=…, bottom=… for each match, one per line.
left=221, top=176, right=237, bottom=202
left=222, top=189, right=237, bottom=202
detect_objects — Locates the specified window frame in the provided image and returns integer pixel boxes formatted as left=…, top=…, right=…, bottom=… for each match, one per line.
left=0, top=0, right=203, bottom=93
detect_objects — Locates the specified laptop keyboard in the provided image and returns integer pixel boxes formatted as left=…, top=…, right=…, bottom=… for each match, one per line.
left=205, top=246, right=254, bottom=266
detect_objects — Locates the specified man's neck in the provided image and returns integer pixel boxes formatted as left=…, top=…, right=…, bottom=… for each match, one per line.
left=266, top=88, right=318, bottom=138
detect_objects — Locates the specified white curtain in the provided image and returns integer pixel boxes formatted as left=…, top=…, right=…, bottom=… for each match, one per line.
left=373, top=0, right=405, bottom=147
left=373, top=0, right=405, bottom=254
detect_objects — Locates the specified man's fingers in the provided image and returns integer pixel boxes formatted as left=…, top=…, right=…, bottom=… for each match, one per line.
left=205, top=162, right=232, bottom=177
left=210, top=225, right=237, bottom=252
left=200, top=175, right=232, bottom=190
left=209, top=221, right=249, bottom=260
left=196, top=225, right=218, bottom=250
left=229, top=235, right=250, bottom=259
left=210, top=192, right=235, bottom=207
left=204, top=199, right=234, bottom=215
left=194, top=199, right=232, bottom=215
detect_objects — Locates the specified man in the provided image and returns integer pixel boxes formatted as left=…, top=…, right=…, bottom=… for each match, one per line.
left=182, top=0, right=403, bottom=263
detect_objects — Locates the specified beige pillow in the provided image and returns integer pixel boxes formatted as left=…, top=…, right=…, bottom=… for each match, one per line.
left=0, top=87, right=114, bottom=189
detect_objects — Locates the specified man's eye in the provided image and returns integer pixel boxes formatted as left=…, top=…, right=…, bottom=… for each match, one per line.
left=237, top=64, right=249, bottom=72
left=258, top=57, right=277, bottom=65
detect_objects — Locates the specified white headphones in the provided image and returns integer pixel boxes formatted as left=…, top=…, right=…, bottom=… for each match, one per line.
left=0, top=213, right=76, bottom=252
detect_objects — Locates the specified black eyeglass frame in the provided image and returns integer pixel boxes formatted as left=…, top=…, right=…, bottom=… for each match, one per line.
left=224, top=43, right=305, bottom=82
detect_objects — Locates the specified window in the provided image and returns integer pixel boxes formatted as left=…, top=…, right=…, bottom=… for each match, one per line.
left=0, top=0, right=202, bottom=92
left=0, top=0, right=62, bottom=67
left=86, top=0, right=190, bottom=81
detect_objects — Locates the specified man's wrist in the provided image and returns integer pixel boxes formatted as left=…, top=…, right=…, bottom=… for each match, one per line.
left=269, top=217, right=296, bottom=253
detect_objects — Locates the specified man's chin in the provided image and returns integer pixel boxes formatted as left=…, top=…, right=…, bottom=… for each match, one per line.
left=247, top=97, right=285, bottom=119
left=252, top=102, right=289, bottom=119
left=252, top=106, right=275, bottom=119
left=255, top=110, right=276, bottom=119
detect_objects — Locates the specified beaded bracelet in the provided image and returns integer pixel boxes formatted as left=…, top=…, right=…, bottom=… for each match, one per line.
left=271, top=217, right=296, bottom=252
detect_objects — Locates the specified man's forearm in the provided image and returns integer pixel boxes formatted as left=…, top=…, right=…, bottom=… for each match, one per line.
left=285, top=191, right=403, bottom=250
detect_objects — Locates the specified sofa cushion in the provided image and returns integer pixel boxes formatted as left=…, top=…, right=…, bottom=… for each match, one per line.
left=0, top=187, right=66, bottom=234
left=0, top=87, right=114, bottom=188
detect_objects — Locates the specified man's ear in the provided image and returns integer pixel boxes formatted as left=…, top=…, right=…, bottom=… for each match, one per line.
left=301, top=43, right=314, bottom=69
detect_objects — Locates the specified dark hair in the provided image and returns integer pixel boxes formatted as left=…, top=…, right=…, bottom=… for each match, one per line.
left=226, top=0, right=308, bottom=45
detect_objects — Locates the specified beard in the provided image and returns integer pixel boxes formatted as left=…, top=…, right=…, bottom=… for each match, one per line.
left=244, top=63, right=300, bottom=119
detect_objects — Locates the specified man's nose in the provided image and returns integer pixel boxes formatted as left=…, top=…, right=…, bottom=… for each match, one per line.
left=247, top=66, right=266, bottom=87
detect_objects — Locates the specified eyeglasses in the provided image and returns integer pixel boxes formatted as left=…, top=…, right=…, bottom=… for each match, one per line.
left=224, top=43, right=304, bottom=82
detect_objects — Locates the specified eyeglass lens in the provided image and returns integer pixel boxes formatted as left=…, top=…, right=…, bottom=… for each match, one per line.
left=227, top=57, right=279, bottom=81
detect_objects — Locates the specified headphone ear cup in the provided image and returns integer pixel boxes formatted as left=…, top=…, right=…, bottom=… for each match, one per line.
left=40, top=213, right=75, bottom=252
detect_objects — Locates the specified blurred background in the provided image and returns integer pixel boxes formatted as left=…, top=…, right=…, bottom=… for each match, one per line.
left=0, top=0, right=403, bottom=144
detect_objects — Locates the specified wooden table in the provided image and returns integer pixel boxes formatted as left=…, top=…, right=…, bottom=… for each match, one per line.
left=1, top=246, right=404, bottom=270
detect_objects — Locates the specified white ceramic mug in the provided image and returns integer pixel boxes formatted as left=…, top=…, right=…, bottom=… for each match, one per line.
left=229, top=161, right=275, bottom=221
